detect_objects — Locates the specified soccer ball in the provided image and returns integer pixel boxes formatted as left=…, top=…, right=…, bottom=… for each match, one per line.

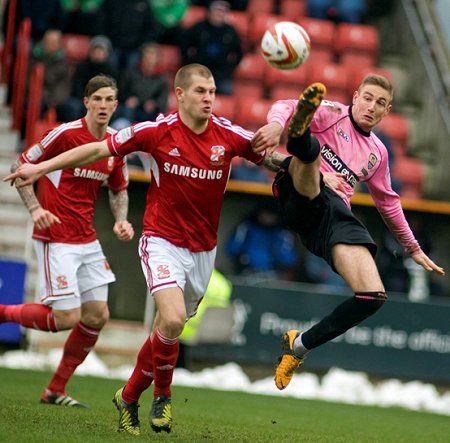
left=261, top=21, right=311, bottom=70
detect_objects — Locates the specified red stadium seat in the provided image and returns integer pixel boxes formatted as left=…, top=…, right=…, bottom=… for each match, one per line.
left=339, top=52, right=376, bottom=68
left=264, top=64, right=309, bottom=99
left=305, top=47, right=334, bottom=65
left=233, top=53, right=267, bottom=98
left=180, top=5, right=207, bottom=28
left=270, top=84, right=302, bottom=101
left=249, top=12, right=290, bottom=51
left=227, top=11, right=249, bottom=49
left=213, top=95, right=237, bottom=121
left=247, top=0, right=274, bottom=15
left=159, top=44, right=182, bottom=76
left=234, top=97, right=272, bottom=131
left=280, top=0, right=307, bottom=20
left=62, top=34, right=91, bottom=65
left=392, top=156, right=423, bottom=199
left=308, top=61, right=351, bottom=98
left=377, top=113, right=409, bottom=147
left=335, top=23, right=379, bottom=66
left=300, top=18, right=336, bottom=52
left=347, top=65, right=394, bottom=96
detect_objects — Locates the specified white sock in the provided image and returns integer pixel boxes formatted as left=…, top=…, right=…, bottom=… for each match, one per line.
left=293, top=333, right=309, bottom=359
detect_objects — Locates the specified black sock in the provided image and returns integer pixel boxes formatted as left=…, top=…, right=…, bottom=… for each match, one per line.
left=301, top=292, right=387, bottom=350
left=286, top=130, right=320, bottom=163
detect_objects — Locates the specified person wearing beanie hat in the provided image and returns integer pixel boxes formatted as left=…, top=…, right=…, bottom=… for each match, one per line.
left=65, top=35, right=118, bottom=120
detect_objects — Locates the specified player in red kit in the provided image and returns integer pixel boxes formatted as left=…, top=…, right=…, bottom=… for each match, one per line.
left=0, top=75, right=134, bottom=407
left=4, top=64, right=283, bottom=434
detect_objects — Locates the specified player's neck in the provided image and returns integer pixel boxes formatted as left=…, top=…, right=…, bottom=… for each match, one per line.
left=179, top=111, right=208, bottom=134
left=85, top=116, right=108, bottom=140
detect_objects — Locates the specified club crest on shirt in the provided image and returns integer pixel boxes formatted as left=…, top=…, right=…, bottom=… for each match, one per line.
left=157, top=264, right=170, bottom=279
left=368, top=153, right=378, bottom=170
left=107, top=157, right=114, bottom=170
left=337, top=127, right=349, bottom=142
left=210, top=145, right=225, bottom=166
left=56, top=275, right=68, bottom=290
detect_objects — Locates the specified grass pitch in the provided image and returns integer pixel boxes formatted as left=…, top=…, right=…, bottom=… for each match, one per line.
left=1, top=367, right=449, bottom=443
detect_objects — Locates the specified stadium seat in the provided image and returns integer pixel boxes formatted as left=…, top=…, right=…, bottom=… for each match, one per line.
left=392, top=156, right=423, bottom=199
left=300, top=18, right=336, bottom=52
left=249, top=12, right=290, bottom=51
left=234, top=97, right=273, bottom=131
left=270, top=84, right=303, bottom=101
left=334, top=23, right=379, bottom=66
left=180, top=5, right=207, bottom=29
left=62, top=33, right=91, bottom=65
left=347, top=65, right=394, bottom=96
left=305, top=47, right=334, bottom=65
left=308, top=61, right=351, bottom=98
left=377, top=113, right=409, bottom=148
left=159, top=44, right=182, bottom=77
left=213, top=95, right=237, bottom=121
left=280, top=0, right=308, bottom=20
left=227, top=11, right=250, bottom=50
left=339, top=52, right=376, bottom=68
left=233, top=53, right=267, bottom=98
left=247, top=0, right=274, bottom=15
left=264, top=65, right=309, bottom=99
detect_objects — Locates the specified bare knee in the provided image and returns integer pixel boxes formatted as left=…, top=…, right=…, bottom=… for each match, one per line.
left=159, top=313, right=186, bottom=338
left=53, top=308, right=81, bottom=330
left=81, top=302, right=109, bottom=329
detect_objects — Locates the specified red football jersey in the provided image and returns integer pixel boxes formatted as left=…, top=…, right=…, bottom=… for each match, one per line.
left=21, top=118, right=129, bottom=244
left=108, top=112, right=265, bottom=252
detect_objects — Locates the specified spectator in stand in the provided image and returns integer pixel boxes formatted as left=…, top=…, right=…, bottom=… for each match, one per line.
left=226, top=204, right=298, bottom=280
left=95, top=0, right=160, bottom=70
left=191, top=0, right=249, bottom=10
left=28, top=29, right=72, bottom=123
left=181, top=0, right=243, bottom=95
left=113, top=42, right=169, bottom=128
left=66, top=35, right=118, bottom=121
left=60, top=0, right=105, bottom=36
left=307, top=0, right=368, bottom=24
left=148, top=0, right=189, bottom=46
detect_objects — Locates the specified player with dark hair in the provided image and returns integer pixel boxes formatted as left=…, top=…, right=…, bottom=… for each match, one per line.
left=0, top=74, right=134, bottom=407
left=252, top=74, right=444, bottom=390
left=4, top=64, right=282, bottom=434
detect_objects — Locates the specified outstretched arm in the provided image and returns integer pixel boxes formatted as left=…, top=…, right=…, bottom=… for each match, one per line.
left=4, top=140, right=110, bottom=187
left=109, top=189, right=134, bottom=242
left=10, top=158, right=61, bottom=229
left=411, top=250, right=445, bottom=276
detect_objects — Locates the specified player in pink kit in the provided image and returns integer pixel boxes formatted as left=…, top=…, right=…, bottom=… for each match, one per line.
left=252, top=75, right=445, bottom=390
left=0, top=75, right=134, bottom=407
left=4, top=64, right=281, bottom=434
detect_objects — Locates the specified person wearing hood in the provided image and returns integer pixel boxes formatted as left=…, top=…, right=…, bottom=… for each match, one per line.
left=113, top=42, right=169, bottom=127
left=181, top=0, right=243, bottom=96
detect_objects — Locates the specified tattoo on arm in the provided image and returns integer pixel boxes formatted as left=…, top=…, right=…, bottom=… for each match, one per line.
left=11, top=159, right=41, bottom=213
left=262, top=151, right=288, bottom=172
left=109, top=190, right=129, bottom=222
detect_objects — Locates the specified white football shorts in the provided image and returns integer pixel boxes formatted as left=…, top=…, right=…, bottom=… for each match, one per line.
left=138, top=235, right=216, bottom=318
left=33, top=240, right=115, bottom=310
